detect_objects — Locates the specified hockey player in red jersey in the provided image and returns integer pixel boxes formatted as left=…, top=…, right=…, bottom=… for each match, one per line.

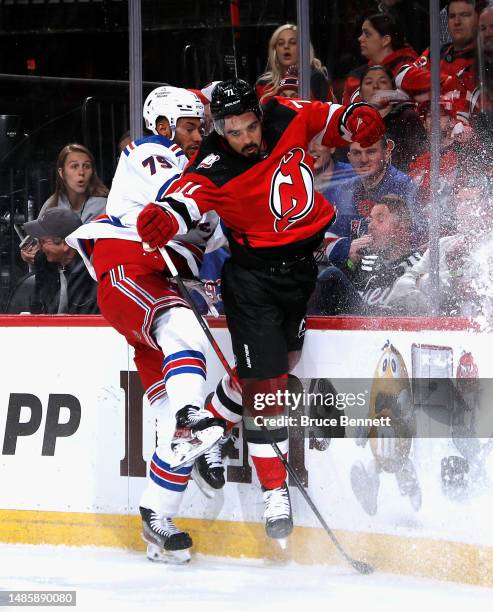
left=67, top=86, right=227, bottom=564
left=136, top=79, right=385, bottom=540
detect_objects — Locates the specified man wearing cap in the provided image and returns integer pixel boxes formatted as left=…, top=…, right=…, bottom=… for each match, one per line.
left=22, top=208, right=98, bottom=314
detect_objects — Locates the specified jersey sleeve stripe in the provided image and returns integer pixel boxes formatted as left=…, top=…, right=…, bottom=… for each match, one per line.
left=164, top=198, right=194, bottom=231
left=311, top=103, right=343, bottom=146
left=394, top=65, right=411, bottom=89
left=155, top=173, right=181, bottom=202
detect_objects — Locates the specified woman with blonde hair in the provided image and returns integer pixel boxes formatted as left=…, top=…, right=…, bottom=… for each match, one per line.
left=21, top=143, right=108, bottom=264
left=255, top=23, right=336, bottom=104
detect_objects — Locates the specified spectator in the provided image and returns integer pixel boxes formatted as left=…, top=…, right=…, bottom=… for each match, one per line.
left=276, top=66, right=300, bottom=98
left=22, top=208, right=98, bottom=314
left=375, top=0, right=430, bottom=55
left=387, top=178, right=493, bottom=316
left=343, top=12, right=418, bottom=105
left=20, top=143, right=108, bottom=265
left=395, top=0, right=481, bottom=102
left=408, top=95, right=467, bottom=232
left=359, top=64, right=427, bottom=170
left=310, top=142, right=356, bottom=202
left=310, top=194, right=424, bottom=315
left=255, top=23, right=335, bottom=104
left=469, top=4, right=493, bottom=115
left=323, top=136, right=422, bottom=268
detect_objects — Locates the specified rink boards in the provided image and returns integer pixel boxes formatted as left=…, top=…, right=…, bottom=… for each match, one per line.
left=0, top=315, right=492, bottom=586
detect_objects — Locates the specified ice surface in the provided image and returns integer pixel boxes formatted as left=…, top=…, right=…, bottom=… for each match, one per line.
left=0, top=544, right=492, bottom=612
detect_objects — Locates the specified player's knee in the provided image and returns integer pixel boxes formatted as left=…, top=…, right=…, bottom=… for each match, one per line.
left=170, top=308, right=208, bottom=352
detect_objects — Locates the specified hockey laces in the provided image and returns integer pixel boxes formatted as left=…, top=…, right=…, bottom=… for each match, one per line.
left=149, top=513, right=181, bottom=537
left=263, top=487, right=291, bottom=520
left=184, top=407, right=215, bottom=427
left=203, top=442, right=222, bottom=469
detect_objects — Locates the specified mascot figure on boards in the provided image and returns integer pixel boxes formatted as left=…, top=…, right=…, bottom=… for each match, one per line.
left=350, top=341, right=421, bottom=515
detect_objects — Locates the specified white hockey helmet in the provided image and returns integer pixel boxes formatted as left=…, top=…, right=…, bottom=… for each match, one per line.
left=143, top=86, right=204, bottom=137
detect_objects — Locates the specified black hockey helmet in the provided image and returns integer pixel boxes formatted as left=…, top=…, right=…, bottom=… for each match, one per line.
left=210, top=79, right=261, bottom=122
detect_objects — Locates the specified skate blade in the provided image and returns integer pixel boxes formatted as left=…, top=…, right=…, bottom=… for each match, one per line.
left=276, top=538, right=288, bottom=550
left=191, top=464, right=217, bottom=499
left=170, top=426, right=224, bottom=470
left=146, top=543, right=191, bottom=565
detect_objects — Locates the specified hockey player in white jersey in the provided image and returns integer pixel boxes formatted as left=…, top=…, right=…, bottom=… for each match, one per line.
left=66, top=86, right=226, bottom=564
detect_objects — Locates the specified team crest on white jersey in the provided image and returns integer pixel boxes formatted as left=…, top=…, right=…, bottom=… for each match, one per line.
left=269, top=147, right=314, bottom=232
left=197, top=153, right=220, bottom=169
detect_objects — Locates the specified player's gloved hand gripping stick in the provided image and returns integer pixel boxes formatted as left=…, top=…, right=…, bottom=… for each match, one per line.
left=157, top=244, right=374, bottom=575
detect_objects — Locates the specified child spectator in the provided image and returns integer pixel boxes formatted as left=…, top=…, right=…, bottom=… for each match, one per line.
left=276, top=66, right=300, bottom=98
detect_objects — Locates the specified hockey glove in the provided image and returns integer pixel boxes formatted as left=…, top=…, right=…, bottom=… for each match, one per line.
left=340, top=102, right=385, bottom=148
left=136, top=203, right=179, bottom=249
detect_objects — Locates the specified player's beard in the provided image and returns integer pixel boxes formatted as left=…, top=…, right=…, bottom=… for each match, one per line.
left=242, top=142, right=260, bottom=157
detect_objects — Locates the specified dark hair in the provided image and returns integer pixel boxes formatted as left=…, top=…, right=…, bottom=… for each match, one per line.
left=364, top=13, right=407, bottom=51
left=446, top=0, right=483, bottom=14
left=359, top=64, right=396, bottom=87
left=376, top=193, right=411, bottom=226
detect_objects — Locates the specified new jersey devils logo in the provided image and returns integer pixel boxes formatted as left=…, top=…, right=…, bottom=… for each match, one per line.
left=269, top=148, right=314, bottom=232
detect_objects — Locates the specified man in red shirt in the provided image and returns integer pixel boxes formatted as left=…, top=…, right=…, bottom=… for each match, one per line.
left=137, top=79, right=385, bottom=541
left=395, top=0, right=481, bottom=100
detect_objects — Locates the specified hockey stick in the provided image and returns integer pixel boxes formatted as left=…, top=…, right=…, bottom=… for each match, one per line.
left=158, top=245, right=374, bottom=575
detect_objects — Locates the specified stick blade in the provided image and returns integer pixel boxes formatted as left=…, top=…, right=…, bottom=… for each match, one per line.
left=352, top=559, right=374, bottom=575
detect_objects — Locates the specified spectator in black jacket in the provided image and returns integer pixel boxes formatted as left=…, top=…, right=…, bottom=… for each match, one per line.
left=23, top=208, right=98, bottom=314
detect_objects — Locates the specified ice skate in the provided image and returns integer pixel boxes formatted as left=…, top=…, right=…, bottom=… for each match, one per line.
left=140, top=506, right=192, bottom=564
left=191, top=434, right=228, bottom=498
left=262, top=484, right=293, bottom=539
left=170, top=405, right=226, bottom=469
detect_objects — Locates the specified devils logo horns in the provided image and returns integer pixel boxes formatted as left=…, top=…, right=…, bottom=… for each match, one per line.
left=269, top=147, right=314, bottom=232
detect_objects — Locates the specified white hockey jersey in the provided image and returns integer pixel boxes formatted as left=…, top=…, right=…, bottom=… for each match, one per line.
left=66, top=135, right=221, bottom=280
left=106, top=135, right=187, bottom=227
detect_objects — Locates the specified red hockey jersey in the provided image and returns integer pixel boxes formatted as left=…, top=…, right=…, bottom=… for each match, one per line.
left=160, top=97, right=351, bottom=255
